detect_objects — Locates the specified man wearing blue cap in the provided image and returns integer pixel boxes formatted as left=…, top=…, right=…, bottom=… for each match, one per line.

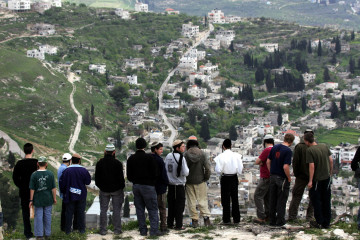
left=95, top=144, right=125, bottom=235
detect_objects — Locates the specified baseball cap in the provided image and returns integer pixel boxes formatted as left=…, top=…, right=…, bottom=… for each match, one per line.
left=264, top=134, right=274, bottom=140
left=172, top=139, right=183, bottom=147
left=105, top=144, right=116, bottom=151
left=62, top=153, right=72, bottom=161
left=38, top=156, right=47, bottom=163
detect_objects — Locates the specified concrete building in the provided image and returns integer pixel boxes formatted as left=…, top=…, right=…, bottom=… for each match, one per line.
left=179, top=56, right=197, bottom=71
left=165, top=8, right=179, bottom=15
left=208, top=9, right=226, bottom=24
left=125, top=58, right=145, bottom=70
left=182, top=22, right=199, bottom=38
left=203, top=39, right=221, bottom=50
left=247, top=107, right=264, bottom=115
left=187, top=85, right=207, bottom=99
left=134, top=2, right=148, bottom=12
left=27, top=49, right=45, bottom=60
left=8, top=0, right=31, bottom=11
left=115, top=8, right=130, bottom=19
left=162, top=98, right=181, bottom=109
left=32, top=1, right=51, bottom=14
left=302, top=72, right=316, bottom=84
left=89, top=64, right=106, bottom=74
left=149, top=131, right=164, bottom=143
left=259, top=43, right=279, bottom=52
left=39, top=44, right=58, bottom=55
left=127, top=75, right=138, bottom=85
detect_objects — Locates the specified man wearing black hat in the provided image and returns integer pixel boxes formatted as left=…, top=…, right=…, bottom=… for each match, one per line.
left=127, top=138, right=161, bottom=237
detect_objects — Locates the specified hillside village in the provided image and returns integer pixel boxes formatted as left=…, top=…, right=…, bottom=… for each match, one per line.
left=1, top=1, right=360, bottom=239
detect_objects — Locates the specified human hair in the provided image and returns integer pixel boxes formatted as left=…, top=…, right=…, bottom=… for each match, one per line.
left=24, top=143, right=33, bottom=155
left=186, top=140, right=199, bottom=150
left=38, top=162, right=47, bottom=167
left=151, top=142, right=163, bottom=153
left=173, top=142, right=184, bottom=151
left=284, top=133, right=295, bottom=144
left=136, top=138, right=147, bottom=149
left=263, top=138, right=274, bottom=148
left=105, top=151, right=114, bottom=156
left=222, top=139, right=232, bottom=149
left=304, top=132, right=315, bottom=144
left=72, top=157, right=81, bottom=164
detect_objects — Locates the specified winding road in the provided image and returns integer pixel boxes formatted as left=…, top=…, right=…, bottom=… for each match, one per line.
left=0, top=130, right=24, bottom=158
left=158, top=24, right=214, bottom=146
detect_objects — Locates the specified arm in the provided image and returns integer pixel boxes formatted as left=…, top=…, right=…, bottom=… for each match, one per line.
left=255, top=158, right=262, bottom=165
left=203, top=155, right=211, bottom=181
left=29, top=189, right=34, bottom=209
left=52, top=188, right=57, bottom=205
left=329, top=155, right=333, bottom=176
left=237, top=155, right=243, bottom=175
left=283, top=164, right=291, bottom=182
left=85, top=170, right=91, bottom=185
left=308, top=163, right=314, bottom=189
left=12, top=163, right=21, bottom=188
left=266, top=158, right=271, bottom=172
left=292, top=145, right=300, bottom=177
left=182, top=157, right=190, bottom=177
left=214, top=157, right=222, bottom=174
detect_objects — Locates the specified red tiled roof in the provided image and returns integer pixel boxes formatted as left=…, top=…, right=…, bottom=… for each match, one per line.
left=165, top=8, right=174, bottom=11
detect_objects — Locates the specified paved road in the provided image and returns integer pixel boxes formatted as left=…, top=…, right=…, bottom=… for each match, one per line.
left=158, top=24, right=214, bottom=146
left=0, top=130, right=24, bottom=158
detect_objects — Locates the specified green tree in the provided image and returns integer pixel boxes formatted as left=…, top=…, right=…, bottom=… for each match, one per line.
left=229, top=125, right=238, bottom=141
left=0, top=173, right=20, bottom=229
left=115, top=128, right=122, bottom=149
left=301, top=97, right=307, bottom=113
left=127, top=141, right=137, bottom=152
left=349, top=57, right=355, bottom=74
left=7, top=151, right=15, bottom=169
left=330, top=101, right=339, bottom=119
left=307, top=40, right=312, bottom=54
left=109, top=83, right=130, bottom=109
left=265, top=71, right=273, bottom=92
left=91, top=104, right=95, bottom=126
left=317, top=40, right=322, bottom=57
left=219, top=98, right=225, bottom=108
left=255, top=66, right=264, bottom=83
left=83, top=108, right=90, bottom=126
left=123, top=195, right=130, bottom=218
left=335, top=36, right=341, bottom=54
left=188, top=108, right=197, bottom=126
left=340, top=94, right=346, bottom=113
left=200, top=115, right=211, bottom=141
left=323, top=67, right=330, bottom=82
left=330, top=53, right=337, bottom=65
left=351, top=30, right=355, bottom=41
left=277, top=108, right=282, bottom=126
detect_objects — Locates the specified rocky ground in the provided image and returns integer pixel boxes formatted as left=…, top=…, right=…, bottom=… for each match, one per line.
left=86, top=222, right=359, bottom=240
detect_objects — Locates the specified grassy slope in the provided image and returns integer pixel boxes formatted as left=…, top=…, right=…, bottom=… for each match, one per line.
left=317, top=127, right=360, bottom=146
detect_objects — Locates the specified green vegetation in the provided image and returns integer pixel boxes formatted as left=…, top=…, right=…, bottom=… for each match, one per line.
left=317, top=128, right=360, bottom=146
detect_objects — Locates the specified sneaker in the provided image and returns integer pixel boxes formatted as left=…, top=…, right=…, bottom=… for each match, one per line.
left=99, top=231, right=107, bottom=236
left=174, top=226, right=186, bottom=230
left=140, top=232, right=147, bottom=236
left=192, top=219, right=199, bottom=228
left=114, top=230, right=123, bottom=235
left=150, top=231, right=165, bottom=237
left=253, top=218, right=266, bottom=224
left=204, top=217, right=211, bottom=227
left=310, top=220, right=321, bottom=229
left=219, top=221, right=232, bottom=226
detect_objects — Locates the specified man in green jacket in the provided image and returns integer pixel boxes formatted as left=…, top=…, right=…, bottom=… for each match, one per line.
left=184, top=136, right=211, bottom=227
left=288, top=129, right=314, bottom=221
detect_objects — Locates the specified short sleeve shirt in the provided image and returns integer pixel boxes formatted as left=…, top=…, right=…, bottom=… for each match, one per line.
left=268, top=144, right=292, bottom=178
left=306, top=144, right=331, bottom=181
left=29, top=170, right=56, bottom=207
left=259, top=147, right=272, bottom=178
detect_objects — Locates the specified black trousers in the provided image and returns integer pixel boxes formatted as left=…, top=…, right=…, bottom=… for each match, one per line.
left=167, top=185, right=185, bottom=228
left=309, top=177, right=331, bottom=228
left=65, top=199, right=86, bottom=234
left=269, top=175, right=290, bottom=226
left=20, top=194, right=33, bottom=238
left=61, top=201, right=78, bottom=232
left=220, top=175, right=240, bottom=223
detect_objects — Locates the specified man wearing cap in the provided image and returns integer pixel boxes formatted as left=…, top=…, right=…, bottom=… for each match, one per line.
left=253, top=135, right=274, bottom=224
left=58, top=153, right=73, bottom=232
left=95, top=144, right=125, bottom=235
left=214, top=139, right=243, bottom=225
left=165, top=139, right=189, bottom=230
left=13, top=143, right=38, bottom=239
left=29, top=156, right=57, bottom=239
left=127, top=138, right=162, bottom=237
left=59, top=153, right=91, bottom=234
left=150, top=142, right=169, bottom=233
left=288, top=129, right=315, bottom=222
left=184, top=136, right=211, bottom=227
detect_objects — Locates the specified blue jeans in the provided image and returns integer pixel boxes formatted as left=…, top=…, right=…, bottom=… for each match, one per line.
left=34, top=205, right=52, bottom=237
left=65, top=198, right=86, bottom=234
left=133, top=184, right=159, bottom=236
left=100, top=189, right=124, bottom=234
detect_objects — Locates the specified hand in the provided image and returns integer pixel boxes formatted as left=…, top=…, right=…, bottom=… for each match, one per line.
left=29, top=202, right=33, bottom=209
left=307, top=181, right=312, bottom=189
left=259, top=162, right=263, bottom=166
left=53, top=199, right=57, bottom=205
left=288, top=178, right=291, bottom=183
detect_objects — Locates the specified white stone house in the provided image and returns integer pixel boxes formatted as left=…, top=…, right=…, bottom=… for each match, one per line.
left=307, top=99, right=321, bottom=109
left=189, top=72, right=211, bottom=85
left=51, top=0, right=61, bottom=7
left=302, top=72, right=316, bottom=84
left=225, top=15, right=242, bottom=23
left=199, top=63, right=218, bottom=75
left=242, top=126, right=258, bottom=138
left=162, top=98, right=181, bottom=109
left=8, top=0, right=30, bottom=11
left=0, top=1, right=7, bottom=8
left=319, top=82, right=338, bottom=90
left=215, top=35, right=233, bottom=48
left=207, top=93, right=221, bottom=101
left=28, top=23, right=55, bottom=35
left=165, top=8, right=179, bottom=15
left=134, top=2, right=148, bottom=12
left=179, top=57, right=197, bottom=71
left=247, top=107, right=264, bottom=115
left=187, top=85, right=207, bottom=99
left=125, top=58, right=145, bottom=70
left=209, top=82, right=221, bottom=93
left=258, top=124, right=274, bottom=136
left=127, top=75, right=138, bottom=85
left=115, top=8, right=130, bottom=19
left=203, top=39, right=221, bottom=50
left=185, top=49, right=206, bottom=61
left=226, top=86, right=241, bottom=95
left=259, top=43, right=279, bottom=52
left=27, top=49, right=45, bottom=60
left=182, top=22, right=199, bottom=38
left=208, top=9, right=226, bottom=24
left=149, top=131, right=164, bottom=142
left=217, top=30, right=235, bottom=39
left=89, top=64, right=106, bottom=74
left=32, top=2, right=51, bottom=14
left=39, top=44, right=58, bottom=55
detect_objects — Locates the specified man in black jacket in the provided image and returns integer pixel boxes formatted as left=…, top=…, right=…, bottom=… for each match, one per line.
left=95, top=144, right=125, bottom=235
left=127, top=138, right=161, bottom=237
left=12, top=143, right=38, bottom=239
left=351, top=146, right=360, bottom=230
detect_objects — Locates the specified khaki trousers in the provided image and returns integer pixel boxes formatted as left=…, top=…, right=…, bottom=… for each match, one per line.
left=185, top=182, right=211, bottom=220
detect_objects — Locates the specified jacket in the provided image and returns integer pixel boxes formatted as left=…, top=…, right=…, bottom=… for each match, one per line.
left=292, top=139, right=309, bottom=180
left=153, top=153, right=169, bottom=195
left=165, top=152, right=189, bottom=185
left=59, top=165, right=91, bottom=203
left=95, top=155, right=125, bottom=192
left=127, top=150, right=159, bottom=186
left=184, top=147, right=211, bottom=184
left=12, top=158, right=38, bottom=198
left=351, top=147, right=360, bottom=177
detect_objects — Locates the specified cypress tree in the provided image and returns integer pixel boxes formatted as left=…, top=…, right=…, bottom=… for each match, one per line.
left=340, top=94, right=346, bottom=113
left=323, top=67, right=330, bottom=82
left=349, top=57, right=355, bottom=74
left=330, top=101, right=339, bottom=119
left=83, top=108, right=90, bottom=126
left=351, top=30, right=355, bottom=41
left=188, top=108, right=197, bottom=126
left=265, top=71, right=273, bottom=93
left=255, top=66, right=264, bottom=83
left=219, top=98, right=225, bottom=108
left=335, top=36, right=341, bottom=54
left=307, top=40, right=312, bottom=54
left=301, top=97, right=307, bottom=113
left=317, top=40, right=322, bottom=57
left=200, top=116, right=211, bottom=141
left=115, top=129, right=122, bottom=149
left=277, top=108, right=283, bottom=126
left=229, top=125, right=238, bottom=141
left=330, top=53, right=337, bottom=65
left=7, top=151, right=16, bottom=169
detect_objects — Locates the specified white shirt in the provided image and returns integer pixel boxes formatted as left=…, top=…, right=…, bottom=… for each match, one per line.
left=214, top=149, right=243, bottom=175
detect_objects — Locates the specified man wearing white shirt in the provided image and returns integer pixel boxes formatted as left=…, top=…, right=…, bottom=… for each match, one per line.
left=214, top=139, right=243, bottom=224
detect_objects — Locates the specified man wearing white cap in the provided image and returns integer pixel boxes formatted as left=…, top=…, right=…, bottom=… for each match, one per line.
left=95, top=144, right=125, bottom=235
left=253, top=135, right=274, bottom=224
left=58, top=153, right=72, bottom=232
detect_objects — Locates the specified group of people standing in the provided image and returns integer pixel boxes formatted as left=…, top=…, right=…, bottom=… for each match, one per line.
left=253, top=130, right=333, bottom=229
left=11, top=129, right=339, bottom=239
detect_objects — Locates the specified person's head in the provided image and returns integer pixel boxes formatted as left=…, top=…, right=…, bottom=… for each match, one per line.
left=62, top=153, right=72, bottom=165
left=186, top=136, right=199, bottom=150
left=173, top=139, right=185, bottom=153
left=24, top=143, right=34, bottom=155
left=151, top=142, right=163, bottom=156
left=283, top=133, right=295, bottom=145
left=104, top=143, right=116, bottom=156
left=222, top=139, right=232, bottom=150
left=38, top=156, right=47, bottom=168
left=263, top=134, right=274, bottom=148
left=304, top=129, right=314, bottom=135
left=135, top=137, right=147, bottom=150
left=71, top=153, right=81, bottom=164
left=303, top=132, right=315, bottom=146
